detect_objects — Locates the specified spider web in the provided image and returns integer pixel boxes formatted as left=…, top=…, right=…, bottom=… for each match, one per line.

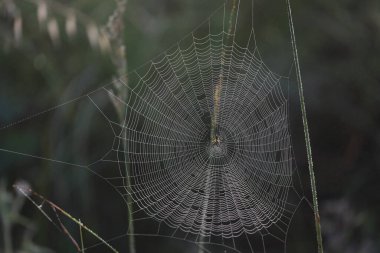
left=0, top=0, right=312, bottom=252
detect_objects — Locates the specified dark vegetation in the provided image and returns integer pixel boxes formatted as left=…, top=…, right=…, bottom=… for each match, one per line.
left=0, top=0, right=379, bottom=252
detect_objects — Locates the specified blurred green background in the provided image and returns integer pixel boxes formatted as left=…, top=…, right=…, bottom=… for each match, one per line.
left=0, top=0, right=379, bottom=252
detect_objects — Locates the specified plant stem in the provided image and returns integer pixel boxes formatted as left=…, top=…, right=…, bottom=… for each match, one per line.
left=49, top=202, right=118, bottom=253
left=200, top=2, right=237, bottom=253
left=210, top=78, right=221, bottom=144
left=79, top=219, right=85, bottom=252
left=0, top=182, right=13, bottom=253
left=2, top=215, right=12, bottom=253
left=210, top=0, right=237, bottom=144
left=286, top=0, right=324, bottom=252
left=106, top=1, right=136, bottom=252
left=14, top=185, right=119, bottom=253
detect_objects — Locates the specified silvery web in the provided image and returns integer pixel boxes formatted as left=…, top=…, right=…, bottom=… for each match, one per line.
left=0, top=1, right=308, bottom=252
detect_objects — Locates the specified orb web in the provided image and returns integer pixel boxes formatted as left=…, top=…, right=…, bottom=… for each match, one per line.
left=0, top=0, right=309, bottom=252
left=88, top=1, right=303, bottom=251
left=118, top=51, right=293, bottom=237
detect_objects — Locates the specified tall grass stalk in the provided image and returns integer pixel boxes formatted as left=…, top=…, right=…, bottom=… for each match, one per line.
left=286, top=0, right=324, bottom=252
left=105, top=1, right=136, bottom=252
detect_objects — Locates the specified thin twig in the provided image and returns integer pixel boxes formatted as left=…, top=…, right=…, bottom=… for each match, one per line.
left=52, top=206, right=81, bottom=252
left=13, top=185, right=119, bottom=253
left=79, top=219, right=85, bottom=252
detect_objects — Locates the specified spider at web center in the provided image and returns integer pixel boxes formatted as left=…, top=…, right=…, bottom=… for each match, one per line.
left=198, top=128, right=237, bottom=166
left=208, top=136, right=227, bottom=158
